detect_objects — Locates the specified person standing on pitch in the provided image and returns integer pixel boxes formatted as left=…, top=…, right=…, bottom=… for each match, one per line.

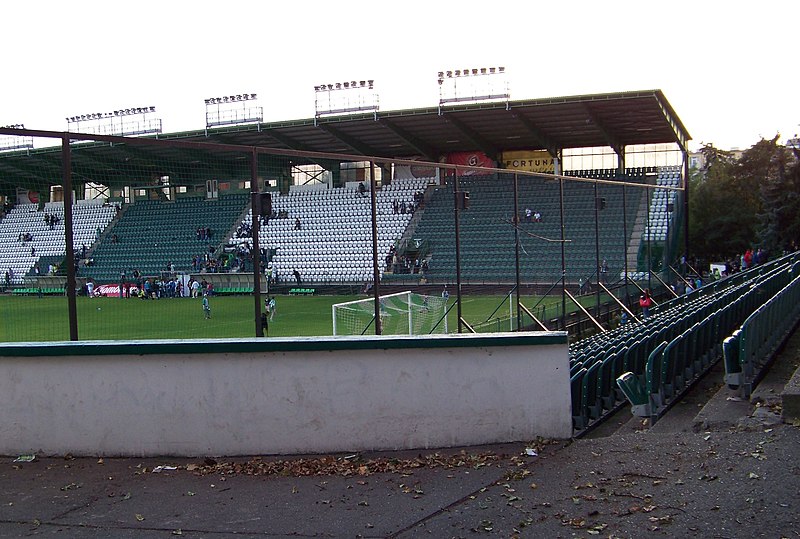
left=202, top=292, right=211, bottom=319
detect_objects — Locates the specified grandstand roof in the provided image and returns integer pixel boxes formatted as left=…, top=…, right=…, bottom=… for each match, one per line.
left=0, top=89, right=690, bottom=193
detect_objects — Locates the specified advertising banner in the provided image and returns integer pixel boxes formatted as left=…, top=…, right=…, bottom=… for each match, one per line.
left=445, top=151, right=496, bottom=175
left=15, top=187, right=39, bottom=205
left=502, top=150, right=555, bottom=173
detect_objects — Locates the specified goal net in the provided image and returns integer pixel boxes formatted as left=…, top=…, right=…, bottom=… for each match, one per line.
left=332, top=291, right=448, bottom=336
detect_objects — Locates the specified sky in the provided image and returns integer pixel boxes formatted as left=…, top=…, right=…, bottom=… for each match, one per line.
left=2, top=0, right=798, bottom=152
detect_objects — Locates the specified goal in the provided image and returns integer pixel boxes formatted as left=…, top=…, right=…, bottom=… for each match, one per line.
left=332, top=291, right=448, bottom=336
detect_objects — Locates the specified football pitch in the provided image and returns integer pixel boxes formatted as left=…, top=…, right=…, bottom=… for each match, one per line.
left=0, top=293, right=577, bottom=342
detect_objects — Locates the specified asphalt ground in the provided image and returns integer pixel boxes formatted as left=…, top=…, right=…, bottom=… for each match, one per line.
left=2, top=334, right=798, bottom=539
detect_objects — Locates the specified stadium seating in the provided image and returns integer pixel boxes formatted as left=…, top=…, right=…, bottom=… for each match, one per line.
left=643, top=165, right=681, bottom=242
left=723, top=259, right=800, bottom=397
left=413, top=172, right=645, bottom=284
left=80, top=194, right=249, bottom=283
left=234, top=178, right=433, bottom=285
left=0, top=200, right=117, bottom=285
left=602, top=252, right=800, bottom=426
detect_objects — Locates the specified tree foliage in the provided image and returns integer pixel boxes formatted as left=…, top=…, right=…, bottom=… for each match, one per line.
left=689, top=137, right=800, bottom=261
left=688, top=143, right=757, bottom=260
left=757, top=142, right=800, bottom=253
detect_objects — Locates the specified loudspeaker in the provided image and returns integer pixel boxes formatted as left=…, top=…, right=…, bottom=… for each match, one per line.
left=255, top=192, right=272, bottom=218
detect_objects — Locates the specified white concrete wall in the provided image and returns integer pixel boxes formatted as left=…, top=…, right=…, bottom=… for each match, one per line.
left=0, top=333, right=571, bottom=456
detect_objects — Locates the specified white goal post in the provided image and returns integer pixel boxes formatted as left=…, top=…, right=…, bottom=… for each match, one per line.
left=332, top=291, right=449, bottom=336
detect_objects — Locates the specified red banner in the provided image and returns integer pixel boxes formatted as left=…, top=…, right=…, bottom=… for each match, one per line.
left=445, top=151, right=496, bottom=175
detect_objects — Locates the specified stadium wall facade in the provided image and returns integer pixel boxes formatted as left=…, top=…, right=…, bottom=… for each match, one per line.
left=0, top=333, right=570, bottom=456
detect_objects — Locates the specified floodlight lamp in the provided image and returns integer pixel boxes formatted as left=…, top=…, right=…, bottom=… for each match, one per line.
left=368, top=80, right=374, bottom=88
left=481, top=68, right=487, bottom=74
left=351, top=81, right=356, bottom=87
left=236, top=94, right=242, bottom=100
left=437, top=72, right=444, bottom=78
left=229, top=95, right=236, bottom=101
left=250, top=94, right=256, bottom=99
left=499, top=66, right=505, bottom=72
left=463, top=68, right=469, bottom=75
left=360, top=80, right=366, bottom=87
left=328, top=84, right=333, bottom=90
left=489, top=67, right=496, bottom=73
left=446, top=71, right=452, bottom=77
left=335, top=83, right=341, bottom=89
left=150, top=106, right=156, bottom=112
left=205, top=99, right=211, bottom=104
left=343, top=82, right=349, bottom=88
left=454, top=70, right=460, bottom=76
left=472, top=69, right=478, bottom=75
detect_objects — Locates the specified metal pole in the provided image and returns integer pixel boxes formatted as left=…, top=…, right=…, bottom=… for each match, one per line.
left=594, top=180, right=601, bottom=318
left=250, top=149, right=263, bottom=337
left=369, top=162, right=382, bottom=335
left=62, top=136, right=78, bottom=341
left=622, top=182, right=630, bottom=306
left=513, top=173, right=521, bottom=330
left=559, top=176, right=567, bottom=331
left=646, top=182, right=652, bottom=292
left=682, top=151, right=690, bottom=267
left=453, top=167, right=463, bottom=333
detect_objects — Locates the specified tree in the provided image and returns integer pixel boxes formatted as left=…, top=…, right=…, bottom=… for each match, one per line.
left=688, top=143, right=757, bottom=260
left=688, top=136, right=800, bottom=264
left=758, top=141, right=800, bottom=254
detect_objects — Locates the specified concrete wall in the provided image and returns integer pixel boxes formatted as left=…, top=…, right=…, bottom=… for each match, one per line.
left=0, top=332, right=570, bottom=457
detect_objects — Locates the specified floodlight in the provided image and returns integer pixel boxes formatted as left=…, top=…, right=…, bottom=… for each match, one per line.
left=472, top=69, right=478, bottom=75
left=489, top=67, right=496, bottom=73
left=454, top=70, right=460, bottom=76
left=481, top=68, right=487, bottom=74
left=499, top=66, right=505, bottom=72
left=343, top=82, right=349, bottom=88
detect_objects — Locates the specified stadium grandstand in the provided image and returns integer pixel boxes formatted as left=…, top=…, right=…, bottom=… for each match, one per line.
left=2, top=86, right=800, bottom=443
left=0, top=90, right=690, bottom=295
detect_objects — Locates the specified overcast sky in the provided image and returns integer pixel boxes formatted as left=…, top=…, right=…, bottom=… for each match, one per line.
left=2, top=0, right=798, bottom=152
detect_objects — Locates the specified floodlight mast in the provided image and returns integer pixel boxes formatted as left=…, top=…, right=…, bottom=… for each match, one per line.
left=65, top=107, right=162, bottom=137
left=314, top=79, right=379, bottom=125
left=204, top=93, right=263, bottom=130
left=437, top=66, right=510, bottom=114
left=0, top=124, right=33, bottom=151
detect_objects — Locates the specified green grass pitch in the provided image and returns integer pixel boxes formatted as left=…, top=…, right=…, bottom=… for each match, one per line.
left=0, top=293, right=574, bottom=342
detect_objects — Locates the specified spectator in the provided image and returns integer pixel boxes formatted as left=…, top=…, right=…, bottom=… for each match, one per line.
left=293, top=268, right=301, bottom=286
left=295, top=218, right=301, bottom=230
left=357, top=182, right=366, bottom=197
left=639, top=289, right=653, bottom=319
